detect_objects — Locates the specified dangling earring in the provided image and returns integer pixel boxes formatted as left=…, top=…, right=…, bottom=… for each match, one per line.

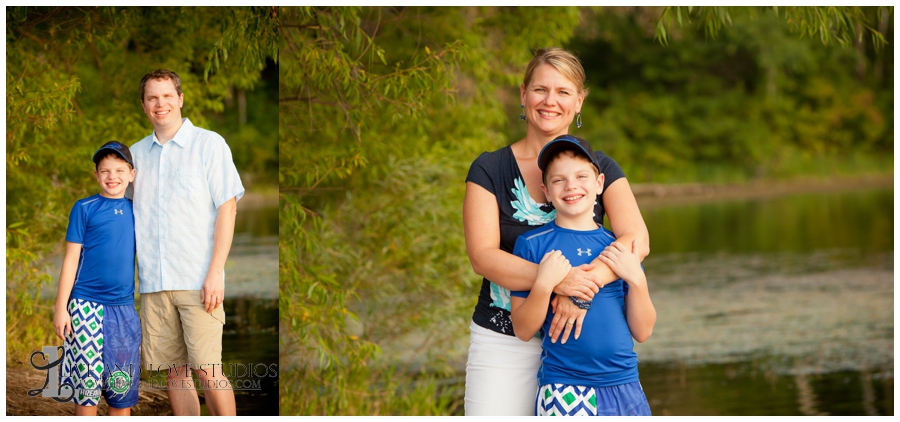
left=576, top=112, right=583, bottom=129
left=520, top=105, right=526, bottom=122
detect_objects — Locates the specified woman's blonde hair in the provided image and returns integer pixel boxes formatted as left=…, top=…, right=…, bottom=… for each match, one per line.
left=523, top=47, right=588, bottom=95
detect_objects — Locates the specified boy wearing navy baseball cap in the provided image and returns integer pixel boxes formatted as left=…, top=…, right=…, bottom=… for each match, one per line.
left=52, top=141, right=142, bottom=415
left=510, top=135, right=657, bottom=416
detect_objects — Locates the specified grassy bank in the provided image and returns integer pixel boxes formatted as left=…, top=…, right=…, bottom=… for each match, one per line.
left=279, top=365, right=462, bottom=415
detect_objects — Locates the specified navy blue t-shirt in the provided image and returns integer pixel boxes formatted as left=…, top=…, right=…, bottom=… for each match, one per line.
left=511, top=221, right=639, bottom=388
left=65, top=194, right=136, bottom=306
left=465, top=145, right=625, bottom=336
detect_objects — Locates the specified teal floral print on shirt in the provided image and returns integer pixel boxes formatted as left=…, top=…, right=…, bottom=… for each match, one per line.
left=510, top=177, right=555, bottom=226
left=489, top=177, right=556, bottom=313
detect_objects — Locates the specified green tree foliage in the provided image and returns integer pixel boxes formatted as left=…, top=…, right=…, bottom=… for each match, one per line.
left=279, top=6, right=581, bottom=415
left=6, top=6, right=278, bottom=365
left=656, top=6, right=891, bottom=49
left=571, top=6, right=892, bottom=183
left=281, top=6, right=892, bottom=415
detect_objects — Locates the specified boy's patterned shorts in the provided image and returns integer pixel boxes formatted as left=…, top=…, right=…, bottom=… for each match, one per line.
left=61, top=298, right=141, bottom=408
left=536, top=381, right=651, bottom=416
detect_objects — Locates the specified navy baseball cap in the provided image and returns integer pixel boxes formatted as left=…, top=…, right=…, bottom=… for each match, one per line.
left=92, top=141, right=134, bottom=167
left=538, top=135, right=601, bottom=174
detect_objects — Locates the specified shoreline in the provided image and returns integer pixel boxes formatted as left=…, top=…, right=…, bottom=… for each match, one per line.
left=630, top=173, right=893, bottom=209
left=234, top=174, right=895, bottom=210
left=239, top=187, right=278, bottom=210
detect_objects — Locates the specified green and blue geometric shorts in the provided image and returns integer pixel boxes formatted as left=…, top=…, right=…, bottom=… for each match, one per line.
left=536, top=382, right=651, bottom=416
left=61, top=298, right=141, bottom=408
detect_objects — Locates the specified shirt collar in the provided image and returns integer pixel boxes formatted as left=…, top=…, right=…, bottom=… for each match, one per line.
left=150, top=118, right=193, bottom=149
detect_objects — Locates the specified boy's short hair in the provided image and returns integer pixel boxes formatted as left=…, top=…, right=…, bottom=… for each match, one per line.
left=139, top=69, right=182, bottom=101
left=93, top=141, right=134, bottom=170
left=538, top=135, right=601, bottom=182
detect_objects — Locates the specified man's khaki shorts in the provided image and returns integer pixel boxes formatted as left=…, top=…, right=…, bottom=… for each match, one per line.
left=140, top=290, right=225, bottom=372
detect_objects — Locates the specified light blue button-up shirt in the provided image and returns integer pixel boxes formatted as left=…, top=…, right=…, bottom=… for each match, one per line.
left=131, top=118, right=244, bottom=293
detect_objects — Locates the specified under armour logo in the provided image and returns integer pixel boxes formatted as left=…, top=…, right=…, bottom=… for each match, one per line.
left=577, top=248, right=591, bottom=256
left=114, top=209, right=123, bottom=215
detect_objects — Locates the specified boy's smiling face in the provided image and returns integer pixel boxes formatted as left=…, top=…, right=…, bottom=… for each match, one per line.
left=95, top=155, right=135, bottom=198
left=541, top=151, right=604, bottom=228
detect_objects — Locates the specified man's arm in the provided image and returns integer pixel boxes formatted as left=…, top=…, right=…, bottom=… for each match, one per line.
left=201, top=197, right=237, bottom=313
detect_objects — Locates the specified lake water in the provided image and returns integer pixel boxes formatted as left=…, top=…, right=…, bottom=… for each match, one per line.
left=436, top=186, right=893, bottom=415
left=626, top=186, right=894, bottom=416
left=206, top=204, right=278, bottom=415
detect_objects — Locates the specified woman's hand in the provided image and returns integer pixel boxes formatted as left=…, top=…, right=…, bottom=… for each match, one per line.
left=53, top=307, right=72, bottom=341
left=548, top=295, right=588, bottom=344
left=552, top=263, right=603, bottom=300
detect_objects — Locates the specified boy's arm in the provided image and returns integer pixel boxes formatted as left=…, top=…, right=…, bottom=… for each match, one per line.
left=510, top=250, right=571, bottom=341
left=598, top=240, right=656, bottom=343
left=201, top=197, right=237, bottom=313
left=53, top=242, right=83, bottom=341
left=548, top=178, right=650, bottom=342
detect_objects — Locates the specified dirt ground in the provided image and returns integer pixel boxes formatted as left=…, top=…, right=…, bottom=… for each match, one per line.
left=6, top=367, right=172, bottom=416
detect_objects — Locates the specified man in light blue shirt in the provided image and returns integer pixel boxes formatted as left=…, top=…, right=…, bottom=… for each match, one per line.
left=131, top=69, right=243, bottom=416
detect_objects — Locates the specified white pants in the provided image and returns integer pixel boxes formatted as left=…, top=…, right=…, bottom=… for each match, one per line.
left=464, top=321, right=542, bottom=416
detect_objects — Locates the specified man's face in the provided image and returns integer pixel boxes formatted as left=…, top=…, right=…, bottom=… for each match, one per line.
left=141, top=77, right=184, bottom=132
left=95, top=155, right=135, bottom=198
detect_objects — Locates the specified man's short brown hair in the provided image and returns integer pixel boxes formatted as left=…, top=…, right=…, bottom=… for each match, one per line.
left=139, top=69, right=182, bottom=101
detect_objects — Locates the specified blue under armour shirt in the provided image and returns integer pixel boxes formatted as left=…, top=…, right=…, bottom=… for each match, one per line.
left=511, top=221, right=639, bottom=388
left=66, top=194, right=136, bottom=306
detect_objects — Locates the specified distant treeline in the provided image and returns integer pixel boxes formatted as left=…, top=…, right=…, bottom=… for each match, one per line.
left=567, top=7, right=893, bottom=183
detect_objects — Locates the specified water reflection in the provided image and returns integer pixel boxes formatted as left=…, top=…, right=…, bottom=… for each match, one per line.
left=220, top=298, right=278, bottom=416
left=140, top=297, right=279, bottom=416
left=640, top=361, right=893, bottom=416
left=633, top=187, right=894, bottom=415
left=640, top=188, right=893, bottom=255
left=440, top=187, right=894, bottom=415
left=219, top=204, right=278, bottom=415
left=229, top=204, right=278, bottom=299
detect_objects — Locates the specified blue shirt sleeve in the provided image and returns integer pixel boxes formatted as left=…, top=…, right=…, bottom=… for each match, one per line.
left=510, top=235, right=532, bottom=298
left=65, top=202, right=86, bottom=244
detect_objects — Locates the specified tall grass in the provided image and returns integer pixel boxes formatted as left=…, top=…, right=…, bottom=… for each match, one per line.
left=7, top=226, right=59, bottom=367
left=279, top=365, right=461, bottom=415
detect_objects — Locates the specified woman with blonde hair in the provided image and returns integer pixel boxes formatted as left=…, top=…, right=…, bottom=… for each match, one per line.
left=463, top=47, right=649, bottom=415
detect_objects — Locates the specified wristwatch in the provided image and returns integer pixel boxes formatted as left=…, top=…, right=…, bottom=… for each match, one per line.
left=569, top=296, right=592, bottom=310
